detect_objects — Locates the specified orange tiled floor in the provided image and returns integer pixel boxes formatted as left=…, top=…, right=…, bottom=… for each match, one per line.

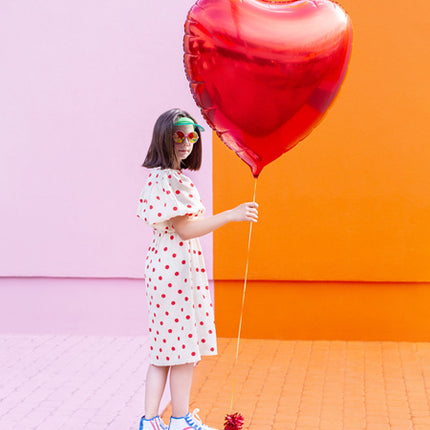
left=161, top=338, right=430, bottom=430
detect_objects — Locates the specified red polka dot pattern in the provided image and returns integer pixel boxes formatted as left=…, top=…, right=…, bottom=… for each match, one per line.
left=137, top=168, right=217, bottom=365
left=136, top=168, right=205, bottom=228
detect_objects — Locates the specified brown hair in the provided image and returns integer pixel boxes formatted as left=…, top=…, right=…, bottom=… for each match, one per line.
left=142, top=108, right=202, bottom=170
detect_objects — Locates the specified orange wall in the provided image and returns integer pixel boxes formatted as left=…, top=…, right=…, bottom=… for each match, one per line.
left=215, top=281, right=430, bottom=341
left=213, top=0, right=430, bottom=339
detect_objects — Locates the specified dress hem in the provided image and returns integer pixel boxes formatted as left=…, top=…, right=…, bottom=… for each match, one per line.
left=149, top=351, right=218, bottom=367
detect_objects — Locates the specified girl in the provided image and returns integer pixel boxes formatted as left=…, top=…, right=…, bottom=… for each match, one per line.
left=136, top=108, right=258, bottom=430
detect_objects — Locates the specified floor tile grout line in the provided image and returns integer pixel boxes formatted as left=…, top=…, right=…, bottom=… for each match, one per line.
left=274, top=340, right=297, bottom=429
left=293, top=340, right=313, bottom=430
left=397, top=341, right=415, bottom=428
left=416, top=342, right=430, bottom=416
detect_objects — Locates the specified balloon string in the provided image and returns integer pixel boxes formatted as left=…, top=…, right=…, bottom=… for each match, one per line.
left=230, top=176, right=258, bottom=413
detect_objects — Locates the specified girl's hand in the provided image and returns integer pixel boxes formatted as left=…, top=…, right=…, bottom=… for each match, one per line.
left=229, top=202, right=259, bottom=223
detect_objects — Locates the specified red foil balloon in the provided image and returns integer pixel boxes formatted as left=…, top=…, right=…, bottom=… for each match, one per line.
left=184, top=0, right=353, bottom=177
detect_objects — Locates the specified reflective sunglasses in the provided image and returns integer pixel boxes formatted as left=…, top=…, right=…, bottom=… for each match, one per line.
left=173, top=130, right=199, bottom=145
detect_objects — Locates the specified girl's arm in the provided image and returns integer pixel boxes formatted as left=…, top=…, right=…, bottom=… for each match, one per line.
left=171, top=202, right=258, bottom=241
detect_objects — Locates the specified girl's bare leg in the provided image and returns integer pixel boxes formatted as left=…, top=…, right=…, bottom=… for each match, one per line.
left=170, top=363, right=194, bottom=417
left=145, top=364, right=170, bottom=419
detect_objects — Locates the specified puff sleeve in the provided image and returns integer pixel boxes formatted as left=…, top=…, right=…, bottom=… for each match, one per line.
left=136, top=168, right=205, bottom=231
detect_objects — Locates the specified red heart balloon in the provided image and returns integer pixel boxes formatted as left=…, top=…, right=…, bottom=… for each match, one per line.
left=184, top=0, right=352, bottom=177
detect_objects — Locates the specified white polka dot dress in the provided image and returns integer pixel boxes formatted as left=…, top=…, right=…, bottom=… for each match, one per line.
left=136, top=167, right=217, bottom=366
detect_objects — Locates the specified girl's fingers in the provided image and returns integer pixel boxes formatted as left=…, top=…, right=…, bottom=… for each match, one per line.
left=234, top=202, right=259, bottom=222
left=246, top=209, right=259, bottom=221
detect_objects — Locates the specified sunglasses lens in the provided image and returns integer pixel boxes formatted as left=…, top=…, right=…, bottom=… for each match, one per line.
left=188, top=132, right=199, bottom=144
left=173, top=131, right=185, bottom=144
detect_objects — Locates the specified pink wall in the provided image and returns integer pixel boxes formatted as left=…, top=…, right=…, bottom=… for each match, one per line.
left=0, top=0, right=213, bottom=280
left=0, top=277, right=147, bottom=335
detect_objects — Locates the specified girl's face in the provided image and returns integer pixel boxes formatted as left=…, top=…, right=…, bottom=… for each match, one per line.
left=173, top=124, right=196, bottom=168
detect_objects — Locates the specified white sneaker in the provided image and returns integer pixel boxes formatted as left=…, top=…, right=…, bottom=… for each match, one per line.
left=169, top=408, right=219, bottom=430
left=139, top=415, right=169, bottom=430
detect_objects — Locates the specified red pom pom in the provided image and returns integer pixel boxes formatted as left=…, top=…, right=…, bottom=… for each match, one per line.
left=224, top=412, right=245, bottom=430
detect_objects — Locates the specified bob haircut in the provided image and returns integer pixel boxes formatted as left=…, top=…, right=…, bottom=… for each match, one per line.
left=142, top=108, right=202, bottom=171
